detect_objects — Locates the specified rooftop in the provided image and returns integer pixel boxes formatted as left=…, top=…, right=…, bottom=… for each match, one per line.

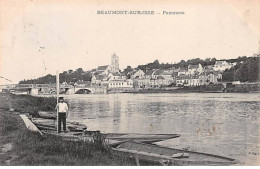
left=188, top=64, right=201, bottom=69
left=97, top=65, right=109, bottom=71
left=145, top=70, right=155, bottom=76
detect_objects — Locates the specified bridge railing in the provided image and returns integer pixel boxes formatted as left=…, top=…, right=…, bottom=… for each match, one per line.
left=74, top=84, right=91, bottom=88
left=1, top=83, right=80, bottom=89
left=60, top=84, right=73, bottom=88
left=36, top=84, right=56, bottom=88
left=15, top=84, right=34, bottom=88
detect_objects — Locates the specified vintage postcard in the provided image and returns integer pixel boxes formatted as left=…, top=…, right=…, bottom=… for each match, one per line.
left=0, top=0, right=259, bottom=166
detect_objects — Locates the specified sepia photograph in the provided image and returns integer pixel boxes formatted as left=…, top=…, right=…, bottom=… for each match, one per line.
left=0, top=0, right=259, bottom=166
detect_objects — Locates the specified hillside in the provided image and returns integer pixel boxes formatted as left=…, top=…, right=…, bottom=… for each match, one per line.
left=222, top=56, right=260, bottom=82
left=19, top=55, right=259, bottom=84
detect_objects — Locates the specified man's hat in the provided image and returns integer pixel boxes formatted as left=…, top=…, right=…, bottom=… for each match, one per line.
left=58, top=97, right=64, bottom=101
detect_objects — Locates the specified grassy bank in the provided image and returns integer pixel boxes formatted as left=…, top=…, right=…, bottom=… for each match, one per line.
left=7, top=94, right=56, bottom=117
left=0, top=93, right=135, bottom=165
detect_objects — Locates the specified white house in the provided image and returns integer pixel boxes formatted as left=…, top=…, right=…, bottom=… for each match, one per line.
left=108, top=72, right=126, bottom=80
left=177, top=67, right=188, bottom=76
left=188, top=63, right=204, bottom=75
left=213, top=60, right=234, bottom=72
left=176, top=74, right=189, bottom=86
left=188, top=75, right=200, bottom=86
left=108, top=79, right=133, bottom=88
left=91, top=74, right=108, bottom=86
left=161, top=70, right=174, bottom=85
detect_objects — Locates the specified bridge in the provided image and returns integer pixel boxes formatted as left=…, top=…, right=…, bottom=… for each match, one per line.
left=0, top=84, right=106, bottom=95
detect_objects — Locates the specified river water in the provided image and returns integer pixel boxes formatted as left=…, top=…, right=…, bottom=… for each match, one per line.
left=60, top=93, right=260, bottom=165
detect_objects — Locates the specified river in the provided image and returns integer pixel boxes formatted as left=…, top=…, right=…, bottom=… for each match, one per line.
left=59, top=93, right=260, bottom=165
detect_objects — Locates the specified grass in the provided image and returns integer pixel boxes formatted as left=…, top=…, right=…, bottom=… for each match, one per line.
left=6, top=93, right=56, bottom=117
left=0, top=93, right=135, bottom=165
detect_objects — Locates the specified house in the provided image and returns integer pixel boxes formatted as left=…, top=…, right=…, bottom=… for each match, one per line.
left=188, top=75, right=200, bottom=86
left=144, top=69, right=155, bottom=79
left=177, top=67, right=188, bottom=76
left=161, top=70, right=174, bottom=85
left=108, top=79, right=133, bottom=88
left=207, top=71, right=221, bottom=84
left=149, top=78, right=158, bottom=87
left=91, top=74, right=108, bottom=86
left=157, top=76, right=167, bottom=86
left=176, top=74, right=189, bottom=86
left=204, top=65, right=214, bottom=72
left=152, top=69, right=164, bottom=79
left=199, top=73, right=208, bottom=85
left=213, top=60, right=233, bottom=72
left=199, top=71, right=222, bottom=85
left=188, top=63, right=204, bottom=75
left=95, top=65, right=111, bottom=75
left=136, top=77, right=150, bottom=88
left=108, top=72, right=126, bottom=81
left=128, top=69, right=145, bottom=80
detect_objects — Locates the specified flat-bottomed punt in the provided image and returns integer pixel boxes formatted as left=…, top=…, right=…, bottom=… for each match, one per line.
left=26, top=116, right=180, bottom=145
left=113, top=141, right=237, bottom=166
left=104, top=133, right=180, bottom=143
left=32, top=117, right=87, bottom=132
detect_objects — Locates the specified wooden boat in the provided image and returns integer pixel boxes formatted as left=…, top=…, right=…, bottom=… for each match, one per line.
left=103, top=133, right=180, bottom=143
left=113, top=141, right=238, bottom=166
left=31, top=117, right=180, bottom=143
left=31, top=117, right=87, bottom=132
left=40, top=130, right=180, bottom=146
left=38, top=111, right=57, bottom=119
left=20, top=114, right=43, bottom=135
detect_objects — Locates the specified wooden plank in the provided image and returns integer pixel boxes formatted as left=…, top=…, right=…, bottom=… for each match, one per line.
left=20, top=114, right=43, bottom=135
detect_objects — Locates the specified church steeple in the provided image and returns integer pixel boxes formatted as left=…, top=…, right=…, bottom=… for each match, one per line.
left=111, top=53, right=119, bottom=73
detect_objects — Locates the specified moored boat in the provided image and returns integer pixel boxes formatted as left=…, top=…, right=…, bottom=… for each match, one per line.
left=104, top=133, right=180, bottom=143
left=113, top=141, right=238, bottom=166
left=32, top=117, right=87, bottom=132
left=30, top=117, right=180, bottom=145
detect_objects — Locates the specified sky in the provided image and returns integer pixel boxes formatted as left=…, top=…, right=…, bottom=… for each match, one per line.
left=0, top=0, right=259, bottom=84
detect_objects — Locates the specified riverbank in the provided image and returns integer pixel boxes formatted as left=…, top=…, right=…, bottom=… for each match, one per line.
left=0, top=93, right=135, bottom=165
left=106, top=83, right=260, bottom=94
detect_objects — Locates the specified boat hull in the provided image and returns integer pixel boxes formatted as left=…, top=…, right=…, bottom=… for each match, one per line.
left=104, top=133, right=180, bottom=143
left=32, top=118, right=87, bottom=132
left=113, top=141, right=237, bottom=166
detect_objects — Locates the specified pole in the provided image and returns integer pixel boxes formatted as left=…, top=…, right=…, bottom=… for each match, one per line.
left=56, top=70, right=59, bottom=133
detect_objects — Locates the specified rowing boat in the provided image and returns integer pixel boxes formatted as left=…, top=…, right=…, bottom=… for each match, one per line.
left=113, top=141, right=238, bottom=166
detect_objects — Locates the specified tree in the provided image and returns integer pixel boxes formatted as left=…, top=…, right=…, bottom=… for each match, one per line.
left=123, top=66, right=133, bottom=75
left=222, top=57, right=260, bottom=82
left=76, top=68, right=84, bottom=74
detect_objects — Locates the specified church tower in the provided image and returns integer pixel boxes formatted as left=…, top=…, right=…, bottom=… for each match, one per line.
left=111, top=53, right=119, bottom=73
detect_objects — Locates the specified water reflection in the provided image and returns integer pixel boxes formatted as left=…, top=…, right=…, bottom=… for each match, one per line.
left=63, top=93, right=260, bottom=165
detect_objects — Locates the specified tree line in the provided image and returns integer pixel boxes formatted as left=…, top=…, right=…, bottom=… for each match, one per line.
left=19, top=55, right=259, bottom=84
left=19, top=68, right=92, bottom=84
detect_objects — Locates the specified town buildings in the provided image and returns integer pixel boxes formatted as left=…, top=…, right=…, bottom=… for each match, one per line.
left=213, top=60, right=236, bottom=72
left=91, top=53, right=133, bottom=88
left=91, top=55, right=236, bottom=89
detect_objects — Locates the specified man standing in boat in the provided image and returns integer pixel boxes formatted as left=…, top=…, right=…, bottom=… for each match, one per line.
left=55, top=97, right=69, bottom=133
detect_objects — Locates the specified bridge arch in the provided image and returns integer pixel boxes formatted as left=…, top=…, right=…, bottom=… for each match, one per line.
left=75, top=88, right=92, bottom=94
